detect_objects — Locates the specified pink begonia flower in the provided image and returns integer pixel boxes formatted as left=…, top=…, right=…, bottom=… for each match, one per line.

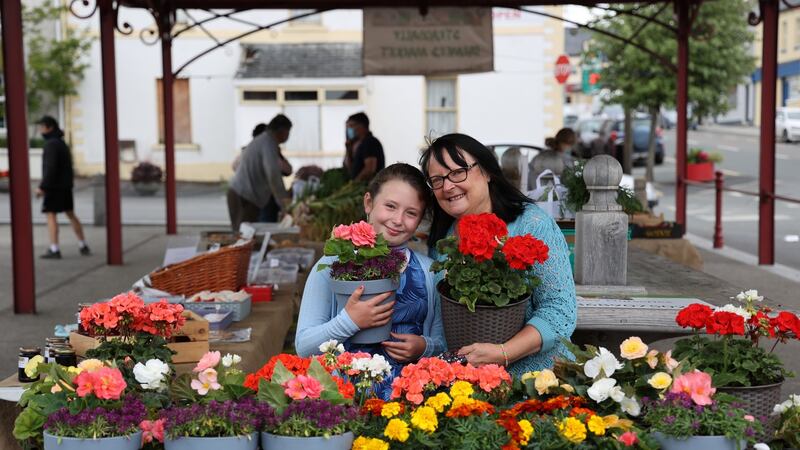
left=140, top=419, right=165, bottom=444
left=670, top=370, right=716, bottom=406
left=193, top=351, right=221, bottom=372
left=645, top=350, right=659, bottom=369
left=663, top=350, right=680, bottom=372
left=74, top=371, right=95, bottom=398
left=284, top=374, right=323, bottom=400
left=191, top=368, right=221, bottom=395
left=349, top=221, right=377, bottom=247
left=332, top=224, right=352, bottom=240
left=618, top=431, right=638, bottom=446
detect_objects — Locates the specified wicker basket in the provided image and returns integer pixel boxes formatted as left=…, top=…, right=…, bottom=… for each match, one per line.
left=149, top=241, right=254, bottom=296
left=718, top=381, right=783, bottom=442
left=439, top=281, right=528, bottom=351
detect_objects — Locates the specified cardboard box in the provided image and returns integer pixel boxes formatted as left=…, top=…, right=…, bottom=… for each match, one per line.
left=69, top=310, right=209, bottom=364
left=630, top=222, right=685, bottom=239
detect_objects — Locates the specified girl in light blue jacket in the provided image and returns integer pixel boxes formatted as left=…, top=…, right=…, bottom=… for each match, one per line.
left=295, top=164, right=446, bottom=399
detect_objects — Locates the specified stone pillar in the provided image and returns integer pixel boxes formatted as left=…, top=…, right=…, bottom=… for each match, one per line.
left=574, top=155, right=628, bottom=285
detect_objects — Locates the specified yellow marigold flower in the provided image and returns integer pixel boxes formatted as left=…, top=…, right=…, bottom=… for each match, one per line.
left=603, top=415, right=633, bottom=431
left=410, top=406, right=438, bottom=433
left=77, top=359, right=105, bottom=373
left=450, top=395, right=477, bottom=410
left=558, top=417, right=587, bottom=443
left=367, top=438, right=389, bottom=450
left=352, top=436, right=370, bottom=450
left=619, top=336, right=648, bottom=360
left=518, top=419, right=534, bottom=445
left=450, top=380, right=474, bottom=398
left=24, top=355, right=44, bottom=378
left=647, top=372, right=673, bottom=390
left=425, top=392, right=452, bottom=413
left=381, top=402, right=402, bottom=418
left=534, top=369, right=559, bottom=395
left=587, top=415, right=607, bottom=436
left=383, top=418, right=410, bottom=442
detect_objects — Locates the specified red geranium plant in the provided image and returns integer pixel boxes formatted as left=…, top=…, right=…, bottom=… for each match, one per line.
left=431, top=213, right=549, bottom=311
left=673, top=290, right=799, bottom=387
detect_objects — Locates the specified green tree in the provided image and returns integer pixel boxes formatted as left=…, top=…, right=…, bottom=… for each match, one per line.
left=22, top=3, right=93, bottom=121
left=586, top=1, right=754, bottom=181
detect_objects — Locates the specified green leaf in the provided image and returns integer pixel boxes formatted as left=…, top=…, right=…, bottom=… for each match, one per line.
left=270, top=361, right=295, bottom=386
left=223, top=384, right=252, bottom=401
left=13, top=407, right=46, bottom=440
left=169, top=373, right=198, bottom=404
left=307, top=359, right=344, bottom=402
left=256, top=379, right=289, bottom=413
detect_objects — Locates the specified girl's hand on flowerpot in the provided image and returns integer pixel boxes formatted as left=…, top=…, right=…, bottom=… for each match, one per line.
left=344, top=286, right=394, bottom=329
left=458, top=343, right=504, bottom=367
left=382, top=333, right=426, bottom=362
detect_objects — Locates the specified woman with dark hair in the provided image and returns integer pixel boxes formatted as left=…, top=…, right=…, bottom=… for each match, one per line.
left=420, top=133, right=576, bottom=376
left=296, top=163, right=446, bottom=399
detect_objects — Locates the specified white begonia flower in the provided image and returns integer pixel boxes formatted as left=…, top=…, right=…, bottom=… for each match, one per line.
left=133, top=359, right=170, bottom=390
left=791, top=394, right=800, bottom=406
left=221, top=353, right=241, bottom=368
left=620, top=396, right=641, bottom=417
left=773, top=400, right=790, bottom=415
left=584, top=347, right=624, bottom=379
left=587, top=377, right=618, bottom=403
left=716, top=304, right=752, bottom=320
left=753, top=444, right=770, bottom=450
left=735, top=289, right=763, bottom=303
left=319, top=340, right=345, bottom=354
left=366, top=354, right=392, bottom=379
left=609, top=386, right=626, bottom=403
left=350, top=357, right=370, bottom=373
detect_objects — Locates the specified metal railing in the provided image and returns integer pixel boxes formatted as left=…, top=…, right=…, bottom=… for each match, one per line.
left=683, top=172, right=800, bottom=250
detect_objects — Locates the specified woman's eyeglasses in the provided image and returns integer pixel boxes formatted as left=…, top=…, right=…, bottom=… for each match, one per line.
left=426, top=163, right=477, bottom=190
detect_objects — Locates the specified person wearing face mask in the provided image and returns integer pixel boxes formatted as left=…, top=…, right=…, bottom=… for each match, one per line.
left=344, top=112, right=385, bottom=182
left=35, top=115, right=90, bottom=259
left=296, top=163, right=446, bottom=399
left=227, top=114, right=292, bottom=231
left=421, top=133, right=576, bottom=378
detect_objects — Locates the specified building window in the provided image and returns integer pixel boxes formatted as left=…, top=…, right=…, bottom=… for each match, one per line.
left=156, top=78, right=192, bottom=144
left=325, top=89, right=359, bottom=101
left=425, top=78, right=457, bottom=137
left=288, top=9, right=322, bottom=26
left=781, top=20, right=788, bottom=53
left=284, top=90, right=319, bottom=102
left=242, top=90, right=278, bottom=101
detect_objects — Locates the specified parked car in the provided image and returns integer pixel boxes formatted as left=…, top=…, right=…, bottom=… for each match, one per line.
left=775, top=107, right=800, bottom=142
left=660, top=108, right=698, bottom=130
left=574, top=118, right=607, bottom=156
left=576, top=118, right=664, bottom=166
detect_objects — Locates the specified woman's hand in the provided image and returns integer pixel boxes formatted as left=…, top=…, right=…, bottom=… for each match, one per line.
left=458, top=343, right=504, bottom=367
left=382, top=333, right=426, bottom=363
left=343, top=285, right=394, bottom=330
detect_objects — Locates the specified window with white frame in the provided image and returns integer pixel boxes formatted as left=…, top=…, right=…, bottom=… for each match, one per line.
left=426, top=78, right=457, bottom=137
left=240, top=87, right=360, bottom=104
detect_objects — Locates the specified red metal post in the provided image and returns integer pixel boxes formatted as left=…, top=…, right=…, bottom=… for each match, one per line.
left=2, top=0, right=36, bottom=313
left=675, top=1, right=690, bottom=228
left=758, top=0, right=779, bottom=265
left=99, top=0, right=123, bottom=265
left=160, top=10, right=177, bottom=235
left=713, top=171, right=724, bottom=249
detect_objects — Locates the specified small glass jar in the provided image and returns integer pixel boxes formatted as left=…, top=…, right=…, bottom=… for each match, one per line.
left=44, top=337, right=68, bottom=363
left=18, top=347, right=41, bottom=382
left=53, top=347, right=77, bottom=368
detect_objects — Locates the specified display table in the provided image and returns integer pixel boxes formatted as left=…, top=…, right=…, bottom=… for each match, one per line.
left=629, top=238, right=703, bottom=271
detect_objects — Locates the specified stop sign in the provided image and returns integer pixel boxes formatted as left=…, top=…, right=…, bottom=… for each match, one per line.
left=554, top=54, right=571, bottom=84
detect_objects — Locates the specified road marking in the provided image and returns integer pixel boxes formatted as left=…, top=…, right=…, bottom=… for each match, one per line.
left=776, top=153, right=790, bottom=160
left=785, top=235, right=800, bottom=243
left=688, top=139, right=699, bottom=145
left=695, top=214, right=791, bottom=222
left=665, top=156, right=676, bottom=164
left=720, top=168, right=741, bottom=176
left=786, top=203, right=800, bottom=209
left=730, top=191, right=744, bottom=197
left=717, top=144, right=740, bottom=152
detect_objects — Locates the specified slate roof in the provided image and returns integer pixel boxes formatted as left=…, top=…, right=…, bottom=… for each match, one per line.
left=236, top=43, right=363, bottom=78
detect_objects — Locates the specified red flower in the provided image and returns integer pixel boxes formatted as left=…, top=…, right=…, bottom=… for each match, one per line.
left=361, top=398, right=386, bottom=416
left=771, top=311, right=800, bottom=337
left=457, top=213, right=508, bottom=261
left=749, top=311, right=775, bottom=337
left=502, top=235, right=549, bottom=270
left=618, top=431, right=638, bottom=446
left=706, top=311, right=745, bottom=336
left=675, top=303, right=714, bottom=329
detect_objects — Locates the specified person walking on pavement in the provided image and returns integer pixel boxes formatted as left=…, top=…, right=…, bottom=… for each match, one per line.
left=35, top=115, right=90, bottom=259
left=344, top=112, right=385, bottom=182
left=227, top=114, right=292, bottom=231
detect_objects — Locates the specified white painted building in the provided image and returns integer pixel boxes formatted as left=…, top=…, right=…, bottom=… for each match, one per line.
left=64, top=7, right=565, bottom=181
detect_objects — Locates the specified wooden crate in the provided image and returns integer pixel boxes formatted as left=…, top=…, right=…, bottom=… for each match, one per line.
left=69, top=310, right=209, bottom=364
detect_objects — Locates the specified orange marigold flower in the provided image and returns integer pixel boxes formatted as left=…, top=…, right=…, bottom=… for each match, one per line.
left=362, top=398, right=386, bottom=416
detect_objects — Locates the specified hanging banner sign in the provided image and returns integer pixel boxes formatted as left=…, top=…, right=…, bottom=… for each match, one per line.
left=363, top=8, right=494, bottom=76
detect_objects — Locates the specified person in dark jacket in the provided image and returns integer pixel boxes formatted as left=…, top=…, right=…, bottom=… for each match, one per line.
left=344, top=112, right=384, bottom=181
left=35, top=116, right=90, bottom=259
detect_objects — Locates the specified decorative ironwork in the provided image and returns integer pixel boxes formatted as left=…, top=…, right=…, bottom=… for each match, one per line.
left=748, top=0, right=799, bottom=26
left=68, top=0, right=132, bottom=35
